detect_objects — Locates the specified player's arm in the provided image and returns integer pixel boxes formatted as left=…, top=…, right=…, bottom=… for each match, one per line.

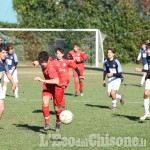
left=67, top=52, right=73, bottom=60
left=136, top=51, right=141, bottom=64
left=32, top=60, right=39, bottom=66
left=34, top=77, right=59, bottom=84
left=103, top=71, right=106, bottom=87
left=76, top=52, right=87, bottom=63
left=12, top=53, right=18, bottom=70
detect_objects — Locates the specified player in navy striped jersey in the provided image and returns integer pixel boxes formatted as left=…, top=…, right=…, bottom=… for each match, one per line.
left=135, top=43, right=150, bottom=120
left=3, top=44, right=19, bottom=98
left=0, top=44, right=16, bottom=119
left=136, top=42, right=148, bottom=87
left=103, top=49, right=124, bottom=110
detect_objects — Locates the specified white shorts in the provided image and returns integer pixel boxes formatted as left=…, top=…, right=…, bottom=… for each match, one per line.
left=4, top=69, right=18, bottom=83
left=143, top=64, right=148, bottom=70
left=145, top=79, right=150, bottom=90
left=108, top=77, right=121, bottom=93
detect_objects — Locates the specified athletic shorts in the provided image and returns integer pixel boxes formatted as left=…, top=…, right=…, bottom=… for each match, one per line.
left=53, top=86, right=66, bottom=107
left=108, top=77, right=121, bottom=93
left=143, top=64, right=148, bottom=70
left=145, top=79, right=150, bottom=90
left=4, top=69, right=18, bottom=83
left=42, top=84, right=55, bottom=99
left=72, top=68, right=84, bottom=78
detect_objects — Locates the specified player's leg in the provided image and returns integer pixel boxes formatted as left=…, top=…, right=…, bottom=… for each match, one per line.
left=140, top=79, right=150, bottom=120
left=0, top=100, right=4, bottom=119
left=139, top=64, right=148, bottom=87
left=79, top=69, right=84, bottom=96
left=13, top=69, right=19, bottom=98
left=54, top=87, right=65, bottom=132
left=110, top=89, right=117, bottom=110
left=72, top=68, right=79, bottom=96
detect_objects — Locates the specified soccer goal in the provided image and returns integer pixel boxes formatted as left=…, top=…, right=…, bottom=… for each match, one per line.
left=0, top=28, right=106, bottom=67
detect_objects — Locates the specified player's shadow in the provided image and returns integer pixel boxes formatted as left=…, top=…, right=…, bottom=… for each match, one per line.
left=85, top=104, right=110, bottom=109
left=6, top=94, right=15, bottom=98
left=122, top=84, right=141, bottom=87
left=113, top=114, right=140, bottom=122
left=13, top=124, right=55, bottom=133
left=64, top=93, right=74, bottom=96
left=32, top=110, right=56, bottom=115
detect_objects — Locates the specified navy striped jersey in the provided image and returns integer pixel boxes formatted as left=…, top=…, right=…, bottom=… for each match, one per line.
left=0, top=60, right=9, bottom=81
left=137, top=49, right=147, bottom=66
left=103, top=58, right=123, bottom=80
left=146, top=56, right=150, bottom=79
left=6, top=52, right=18, bottom=70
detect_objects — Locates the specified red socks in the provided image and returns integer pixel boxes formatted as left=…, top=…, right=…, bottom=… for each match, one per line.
left=74, top=81, right=78, bottom=92
left=56, top=109, right=62, bottom=123
left=42, top=105, right=50, bottom=123
left=80, top=81, right=83, bottom=91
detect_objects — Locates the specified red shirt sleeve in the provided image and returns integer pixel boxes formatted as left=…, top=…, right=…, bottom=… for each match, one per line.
left=67, top=60, right=77, bottom=69
left=67, top=51, right=72, bottom=59
left=80, top=51, right=87, bottom=60
left=49, top=57, right=52, bottom=61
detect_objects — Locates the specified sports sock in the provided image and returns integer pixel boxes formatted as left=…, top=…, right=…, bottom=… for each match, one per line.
left=42, top=105, right=50, bottom=123
left=74, top=81, right=78, bottom=92
left=141, top=76, right=145, bottom=85
left=79, top=81, right=83, bottom=91
left=3, top=87, right=7, bottom=96
left=56, top=108, right=62, bottom=123
left=15, top=87, right=18, bottom=96
left=144, top=99, right=149, bottom=114
left=116, top=94, right=121, bottom=100
left=112, top=99, right=117, bottom=107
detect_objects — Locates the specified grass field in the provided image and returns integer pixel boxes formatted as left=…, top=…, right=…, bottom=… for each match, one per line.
left=0, top=64, right=149, bottom=150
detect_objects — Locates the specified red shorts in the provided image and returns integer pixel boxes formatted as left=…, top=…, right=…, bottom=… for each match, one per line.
left=42, top=84, right=55, bottom=99
left=53, top=86, right=66, bottom=107
left=72, top=68, right=84, bottom=78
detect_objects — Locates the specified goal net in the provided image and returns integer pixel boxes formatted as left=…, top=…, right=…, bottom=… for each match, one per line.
left=0, top=28, right=106, bottom=67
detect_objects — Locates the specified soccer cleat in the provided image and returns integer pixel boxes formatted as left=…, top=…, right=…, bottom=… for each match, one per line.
left=55, top=122, right=61, bottom=132
left=137, top=83, right=143, bottom=87
left=120, top=95, right=124, bottom=105
left=43, top=122, right=50, bottom=131
left=80, top=90, right=83, bottom=96
left=140, top=113, right=150, bottom=120
left=75, top=92, right=79, bottom=97
left=110, top=106, right=116, bottom=110
left=15, top=94, right=19, bottom=98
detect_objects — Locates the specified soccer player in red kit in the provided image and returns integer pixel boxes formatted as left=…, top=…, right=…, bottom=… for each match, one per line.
left=52, top=47, right=83, bottom=131
left=33, top=51, right=59, bottom=131
left=67, top=42, right=87, bottom=96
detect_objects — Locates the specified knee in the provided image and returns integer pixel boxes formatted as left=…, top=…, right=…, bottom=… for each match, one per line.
left=108, top=93, right=111, bottom=97
left=55, top=106, right=60, bottom=113
left=0, top=106, right=4, bottom=113
left=144, top=91, right=149, bottom=99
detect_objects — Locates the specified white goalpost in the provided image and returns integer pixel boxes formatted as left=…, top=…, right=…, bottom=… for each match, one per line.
left=0, top=28, right=106, bottom=67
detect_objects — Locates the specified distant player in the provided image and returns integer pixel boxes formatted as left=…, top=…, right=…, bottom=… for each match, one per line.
left=0, top=44, right=16, bottom=119
left=3, top=44, right=19, bottom=98
left=135, top=43, right=150, bottom=120
left=33, top=51, right=59, bottom=131
left=67, top=42, right=87, bottom=96
left=103, top=49, right=124, bottom=110
left=52, top=47, right=84, bottom=131
left=136, top=42, right=148, bottom=87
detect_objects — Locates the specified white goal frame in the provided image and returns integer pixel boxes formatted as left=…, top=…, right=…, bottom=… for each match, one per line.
left=0, top=28, right=104, bottom=67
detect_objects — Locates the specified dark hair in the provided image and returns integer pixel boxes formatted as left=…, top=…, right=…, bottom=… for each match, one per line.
left=73, top=42, right=79, bottom=47
left=108, top=48, right=115, bottom=54
left=9, top=44, right=14, bottom=50
left=0, top=44, right=9, bottom=52
left=38, top=51, right=49, bottom=63
left=142, top=42, right=146, bottom=45
left=55, top=47, right=64, bottom=54
left=146, top=43, right=150, bottom=50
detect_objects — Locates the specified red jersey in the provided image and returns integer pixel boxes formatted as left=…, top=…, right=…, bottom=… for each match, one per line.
left=67, top=50, right=87, bottom=70
left=52, top=59, right=76, bottom=87
left=41, top=57, right=58, bottom=88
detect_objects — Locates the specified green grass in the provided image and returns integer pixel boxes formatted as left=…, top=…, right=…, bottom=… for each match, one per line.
left=0, top=64, right=149, bottom=150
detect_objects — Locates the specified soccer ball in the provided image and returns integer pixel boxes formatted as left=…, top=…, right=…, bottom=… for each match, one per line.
left=60, top=110, right=73, bottom=124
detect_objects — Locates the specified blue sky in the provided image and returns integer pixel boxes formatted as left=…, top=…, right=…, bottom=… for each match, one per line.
left=0, top=0, right=18, bottom=23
